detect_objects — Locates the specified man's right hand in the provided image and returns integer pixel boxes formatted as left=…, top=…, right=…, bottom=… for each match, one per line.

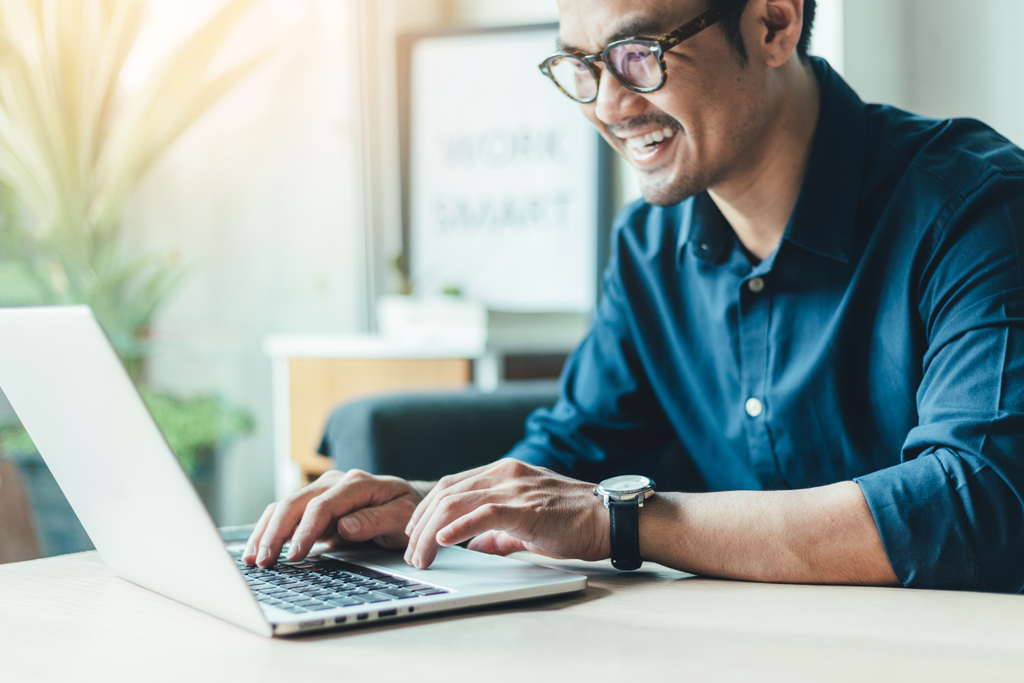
left=241, top=470, right=432, bottom=568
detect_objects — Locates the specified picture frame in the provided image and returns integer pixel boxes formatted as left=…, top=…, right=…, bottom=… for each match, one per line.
left=397, top=23, right=614, bottom=312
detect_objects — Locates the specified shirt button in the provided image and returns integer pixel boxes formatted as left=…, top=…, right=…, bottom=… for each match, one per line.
left=745, top=397, right=763, bottom=417
left=747, top=277, right=766, bottom=293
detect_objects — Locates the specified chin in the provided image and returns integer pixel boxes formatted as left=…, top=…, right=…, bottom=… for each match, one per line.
left=637, top=168, right=709, bottom=207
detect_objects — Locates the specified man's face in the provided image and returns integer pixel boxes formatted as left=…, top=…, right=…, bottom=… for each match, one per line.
left=557, top=0, right=776, bottom=206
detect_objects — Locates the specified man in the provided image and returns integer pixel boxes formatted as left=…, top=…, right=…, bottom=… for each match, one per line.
left=246, top=0, right=1024, bottom=593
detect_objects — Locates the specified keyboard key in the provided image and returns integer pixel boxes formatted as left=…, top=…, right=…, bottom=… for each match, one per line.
left=308, top=603, right=337, bottom=612
left=373, top=587, right=417, bottom=599
left=318, top=559, right=387, bottom=578
left=326, top=597, right=365, bottom=607
left=414, top=588, right=449, bottom=596
left=361, top=592, right=397, bottom=603
left=379, top=577, right=417, bottom=586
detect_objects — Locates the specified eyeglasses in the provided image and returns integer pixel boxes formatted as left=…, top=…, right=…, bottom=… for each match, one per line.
left=538, top=0, right=748, bottom=103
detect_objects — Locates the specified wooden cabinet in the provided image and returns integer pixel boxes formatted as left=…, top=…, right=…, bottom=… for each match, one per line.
left=287, top=357, right=471, bottom=484
left=265, top=336, right=481, bottom=496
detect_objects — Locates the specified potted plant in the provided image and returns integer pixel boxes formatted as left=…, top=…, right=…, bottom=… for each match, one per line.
left=0, top=0, right=271, bottom=552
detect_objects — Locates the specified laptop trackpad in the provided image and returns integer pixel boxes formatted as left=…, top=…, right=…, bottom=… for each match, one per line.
left=322, top=545, right=581, bottom=596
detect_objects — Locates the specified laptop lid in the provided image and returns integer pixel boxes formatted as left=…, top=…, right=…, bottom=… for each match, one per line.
left=0, top=306, right=271, bottom=637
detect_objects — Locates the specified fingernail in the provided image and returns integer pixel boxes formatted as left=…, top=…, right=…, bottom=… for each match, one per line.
left=256, top=546, right=268, bottom=564
left=286, top=544, right=299, bottom=560
left=412, top=553, right=421, bottom=568
left=341, top=517, right=361, bottom=537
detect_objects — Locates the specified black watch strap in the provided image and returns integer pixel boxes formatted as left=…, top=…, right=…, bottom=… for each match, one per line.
left=609, top=498, right=642, bottom=571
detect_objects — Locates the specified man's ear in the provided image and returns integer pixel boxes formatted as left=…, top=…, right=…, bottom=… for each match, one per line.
left=756, top=0, right=803, bottom=67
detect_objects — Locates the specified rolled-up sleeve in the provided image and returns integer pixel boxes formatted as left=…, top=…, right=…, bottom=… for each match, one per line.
left=856, top=177, right=1024, bottom=593
left=506, top=221, right=677, bottom=481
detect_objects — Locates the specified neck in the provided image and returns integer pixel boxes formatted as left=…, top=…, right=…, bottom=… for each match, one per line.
left=707, top=58, right=821, bottom=262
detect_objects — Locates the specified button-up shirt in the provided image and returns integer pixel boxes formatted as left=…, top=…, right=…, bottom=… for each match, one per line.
left=507, top=58, right=1024, bottom=593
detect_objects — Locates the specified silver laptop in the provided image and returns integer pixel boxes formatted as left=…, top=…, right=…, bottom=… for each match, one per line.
left=0, top=306, right=586, bottom=636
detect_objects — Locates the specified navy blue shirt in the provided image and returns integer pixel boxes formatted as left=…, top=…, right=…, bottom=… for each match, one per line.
left=506, top=58, right=1024, bottom=593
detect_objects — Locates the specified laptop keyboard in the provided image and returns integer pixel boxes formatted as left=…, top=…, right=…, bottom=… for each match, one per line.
left=230, top=549, right=450, bottom=614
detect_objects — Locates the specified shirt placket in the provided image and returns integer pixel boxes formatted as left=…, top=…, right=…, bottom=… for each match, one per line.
left=737, top=269, right=787, bottom=489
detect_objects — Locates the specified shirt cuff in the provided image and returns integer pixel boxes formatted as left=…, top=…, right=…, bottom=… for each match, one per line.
left=855, top=453, right=982, bottom=591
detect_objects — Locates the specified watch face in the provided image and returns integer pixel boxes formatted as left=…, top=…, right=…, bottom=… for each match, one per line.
left=600, top=475, right=653, bottom=494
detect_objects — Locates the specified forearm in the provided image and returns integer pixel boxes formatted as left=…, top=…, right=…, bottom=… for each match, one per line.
left=640, top=482, right=900, bottom=586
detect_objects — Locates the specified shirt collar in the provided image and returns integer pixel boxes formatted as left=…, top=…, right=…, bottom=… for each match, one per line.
left=781, top=57, right=865, bottom=263
left=678, top=57, right=866, bottom=266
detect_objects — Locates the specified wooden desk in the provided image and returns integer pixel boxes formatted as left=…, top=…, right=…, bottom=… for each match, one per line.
left=3, top=551, right=1023, bottom=682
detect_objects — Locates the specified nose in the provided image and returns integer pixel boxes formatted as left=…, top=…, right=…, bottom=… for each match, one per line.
left=592, top=66, right=648, bottom=127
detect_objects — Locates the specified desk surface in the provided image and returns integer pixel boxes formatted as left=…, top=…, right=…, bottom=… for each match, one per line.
left=2, top=551, right=1023, bottom=682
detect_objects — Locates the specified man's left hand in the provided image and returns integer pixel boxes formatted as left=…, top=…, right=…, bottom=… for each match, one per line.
left=403, top=459, right=609, bottom=569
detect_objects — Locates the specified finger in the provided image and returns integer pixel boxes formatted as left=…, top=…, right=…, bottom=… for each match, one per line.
left=405, top=476, right=495, bottom=565
left=256, top=477, right=338, bottom=567
left=405, top=464, right=490, bottom=536
left=465, top=530, right=530, bottom=556
left=288, top=476, right=411, bottom=561
left=415, top=500, right=518, bottom=569
left=242, top=503, right=277, bottom=566
left=336, top=495, right=417, bottom=543
left=406, top=489, right=498, bottom=565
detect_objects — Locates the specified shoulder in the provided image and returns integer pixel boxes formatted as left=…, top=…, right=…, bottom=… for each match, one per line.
left=865, top=104, right=1024, bottom=202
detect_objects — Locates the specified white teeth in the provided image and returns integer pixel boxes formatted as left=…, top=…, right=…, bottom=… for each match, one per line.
left=621, top=127, right=677, bottom=151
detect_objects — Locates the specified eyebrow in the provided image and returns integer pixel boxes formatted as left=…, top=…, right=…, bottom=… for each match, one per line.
left=556, top=16, right=672, bottom=54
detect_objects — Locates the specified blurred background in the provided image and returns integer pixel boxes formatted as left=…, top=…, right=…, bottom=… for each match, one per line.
left=0, top=0, right=1021, bottom=559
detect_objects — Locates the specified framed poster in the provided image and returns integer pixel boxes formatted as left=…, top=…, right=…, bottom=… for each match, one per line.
left=399, top=24, right=612, bottom=312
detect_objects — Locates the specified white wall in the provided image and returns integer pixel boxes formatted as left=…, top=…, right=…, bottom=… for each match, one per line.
left=123, top=0, right=365, bottom=525
left=842, top=0, right=1024, bottom=148
left=904, top=0, right=1024, bottom=146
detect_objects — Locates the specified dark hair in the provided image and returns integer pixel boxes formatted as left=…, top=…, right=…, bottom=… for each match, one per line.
left=719, top=0, right=817, bottom=65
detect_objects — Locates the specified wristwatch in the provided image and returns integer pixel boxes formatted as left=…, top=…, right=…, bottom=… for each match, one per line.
left=594, top=475, right=656, bottom=571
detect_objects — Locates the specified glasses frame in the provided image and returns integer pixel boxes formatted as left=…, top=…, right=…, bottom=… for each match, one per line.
left=538, top=0, right=749, bottom=103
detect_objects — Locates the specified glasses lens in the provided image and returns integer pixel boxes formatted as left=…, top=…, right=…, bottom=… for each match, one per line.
left=607, top=43, right=662, bottom=90
left=545, top=55, right=597, bottom=102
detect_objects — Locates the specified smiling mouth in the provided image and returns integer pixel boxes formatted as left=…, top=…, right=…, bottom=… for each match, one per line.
left=618, top=126, right=677, bottom=162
